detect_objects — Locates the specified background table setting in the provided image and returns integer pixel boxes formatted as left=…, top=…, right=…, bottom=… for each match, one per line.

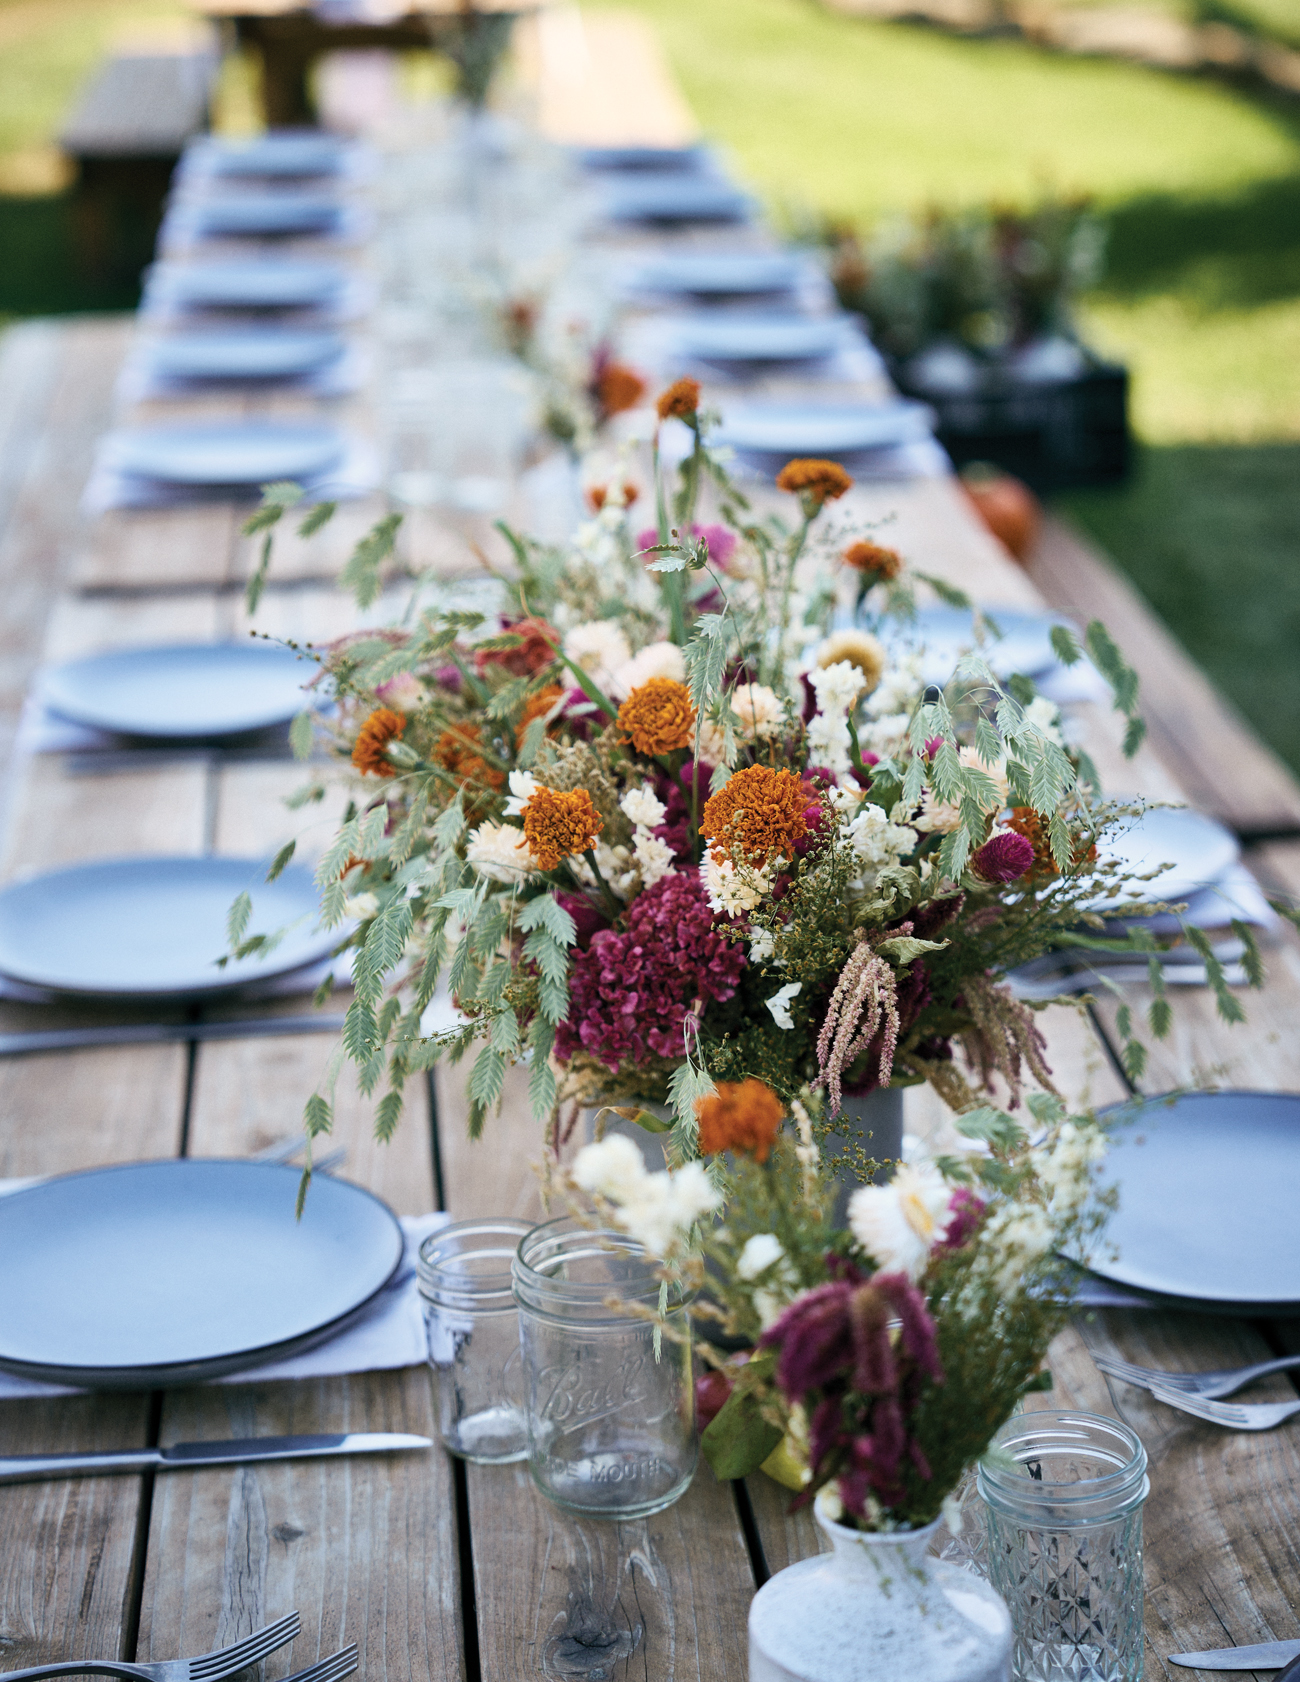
left=0, top=40, right=1299, bottom=1682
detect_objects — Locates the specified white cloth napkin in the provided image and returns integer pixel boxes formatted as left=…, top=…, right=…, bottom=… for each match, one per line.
left=0, top=1205, right=448, bottom=1399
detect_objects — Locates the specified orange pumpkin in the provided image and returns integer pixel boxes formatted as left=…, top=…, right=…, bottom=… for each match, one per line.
left=959, top=464, right=1041, bottom=564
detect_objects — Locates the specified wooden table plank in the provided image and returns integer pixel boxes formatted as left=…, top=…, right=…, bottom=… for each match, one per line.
left=0, top=759, right=209, bottom=877
left=1045, top=1316, right=1300, bottom=1681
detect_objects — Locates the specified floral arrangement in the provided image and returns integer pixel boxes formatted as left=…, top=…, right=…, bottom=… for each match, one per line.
left=824, top=195, right=1105, bottom=364
left=567, top=1077, right=1111, bottom=1530
left=236, top=375, right=1247, bottom=1162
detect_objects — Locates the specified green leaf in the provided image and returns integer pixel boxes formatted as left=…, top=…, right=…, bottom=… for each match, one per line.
left=700, top=1388, right=784, bottom=1481
left=340, top=513, right=403, bottom=608
left=241, top=480, right=303, bottom=535
left=467, top=1045, right=507, bottom=1131
left=519, top=892, right=577, bottom=945
left=289, top=710, right=315, bottom=760
left=226, top=890, right=252, bottom=948
left=297, top=500, right=337, bottom=537
left=266, top=840, right=296, bottom=882
left=1231, top=919, right=1265, bottom=988
left=374, top=1088, right=403, bottom=1142
left=955, top=1106, right=1027, bottom=1151
left=1049, top=624, right=1083, bottom=666
left=876, top=935, right=948, bottom=965
left=304, top=1091, right=333, bottom=1138
left=553, top=650, right=619, bottom=720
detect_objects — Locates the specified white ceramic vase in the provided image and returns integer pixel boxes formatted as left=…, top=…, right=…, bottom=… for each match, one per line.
left=749, top=1498, right=1012, bottom=1682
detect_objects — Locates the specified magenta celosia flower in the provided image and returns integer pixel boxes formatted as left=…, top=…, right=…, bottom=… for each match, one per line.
left=972, top=830, right=1036, bottom=883
left=553, top=870, right=746, bottom=1070
left=940, top=1186, right=986, bottom=1250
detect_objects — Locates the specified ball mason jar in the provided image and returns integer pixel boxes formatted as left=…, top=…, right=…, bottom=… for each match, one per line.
left=417, top=1218, right=531, bottom=1464
left=512, top=1216, right=696, bottom=1520
left=977, top=1409, right=1149, bottom=1682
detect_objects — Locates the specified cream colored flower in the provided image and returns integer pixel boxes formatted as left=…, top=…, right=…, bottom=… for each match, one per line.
left=847, top=1161, right=954, bottom=1281
left=465, top=820, right=537, bottom=882
left=504, top=767, right=539, bottom=817
left=808, top=659, right=864, bottom=718
left=702, top=853, right=771, bottom=915
left=611, top=639, right=686, bottom=699
left=765, top=981, right=802, bottom=1030
left=565, top=620, right=632, bottom=690
left=815, top=630, right=886, bottom=695
left=573, top=1134, right=648, bottom=1202
left=343, top=891, right=379, bottom=920
left=733, top=682, right=784, bottom=737
left=620, top=783, right=667, bottom=828
left=806, top=710, right=852, bottom=774
left=632, top=828, right=675, bottom=888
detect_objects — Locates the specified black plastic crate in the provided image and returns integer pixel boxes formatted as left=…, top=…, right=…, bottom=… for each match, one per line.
left=891, top=359, right=1130, bottom=494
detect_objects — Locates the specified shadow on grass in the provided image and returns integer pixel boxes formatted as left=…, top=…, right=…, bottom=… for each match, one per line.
left=1059, top=439, right=1300, bottom=774
left=0, top=192, right=154, bottom=315
left=1098, top=168, right=1300, bottom=309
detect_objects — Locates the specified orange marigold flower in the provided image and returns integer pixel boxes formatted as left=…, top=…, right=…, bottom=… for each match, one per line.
left=696, top=1078, right=785, bottom=1163
left=515, top=684, right=565, bottom=750
left=434, top=722, right=505, bottom=793
left=474, top=615, right=562, bottom=678
left=701, top=764, right=808, bottom=865
left=617, top=677, right=697, bottom=757
left=842, top=539, right=903, bottom=581
left=352, top=708, right=406, bottom=777
left=586, top=481, right=640, bottom=513
left=595, top=361, right=647, bottom=418
left=775, top=458, right=854, bottom=508
left=522, top=785, right=604, bottom=871
left=656, top=377, right=701, bottom=423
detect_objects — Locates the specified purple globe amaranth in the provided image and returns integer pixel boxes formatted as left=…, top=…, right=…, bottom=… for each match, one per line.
left=972, top=829, right=1036, bottom=883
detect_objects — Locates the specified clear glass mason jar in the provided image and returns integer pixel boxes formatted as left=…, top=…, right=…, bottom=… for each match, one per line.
left=417, top=1218, right=531, bottom=1464
left=977, top=1409, right=1150, bottom=1682
left=512, top=1216, right=697, bottom=1520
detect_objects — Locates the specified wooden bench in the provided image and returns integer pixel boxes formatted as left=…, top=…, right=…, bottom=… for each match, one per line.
left=59, top=48, right=217, bottom=286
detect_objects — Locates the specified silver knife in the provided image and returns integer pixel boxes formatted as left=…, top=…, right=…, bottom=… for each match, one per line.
left=0, top=1432, right=431, bottom=1484
left=1168, top=1640, right=1300, bottom=1670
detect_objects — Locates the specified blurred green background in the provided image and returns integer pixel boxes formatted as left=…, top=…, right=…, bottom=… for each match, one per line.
left=2, top=0, right=1298, bottom=764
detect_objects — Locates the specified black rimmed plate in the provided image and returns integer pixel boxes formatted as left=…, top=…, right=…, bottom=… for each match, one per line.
left=0, top=856, right=333, bottom=998
left=191, top=195, right=344, bottom=238
left=148, top=329, right=345, bottom=382
left=107, top=422, right=344, bottom=486
left=1072, top=1092, right=1300, bottom=1309
left=0, top=1161, right=403, bottom=1387
left=42, top=642, right=309, bottom=739
left=162, top=259, right=349, bottom=311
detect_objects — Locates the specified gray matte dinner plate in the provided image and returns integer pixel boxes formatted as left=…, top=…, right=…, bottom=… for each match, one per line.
left=1090, top=804, right=1240, bottom=909
left=626, top=252, right=805, bottom=297
left=108, top=422, right=344, bottom=485
left=148, top=329, right=345, bottom=381
left=718, top=400, right=935, bottom=459
left=209, top=133, right=348, bottom=178
left=42, top=642, right=309, bottom=739
left=876, top=603, right=1072, bottom=689
left=579, top=144, right=708, bottom=171
left=192, top=194, right=344, bottom=237
left=600, top=177, right=753, bottom=224
left=673, top=314, right=842, bottom=364
left=1074, top=1092, right=1300, bottom=1306
left=0, top=1160, right=403, bottom=1386
left=0, top=857, right=333, bottom=997
left=162, top=259, right=348, bottom=310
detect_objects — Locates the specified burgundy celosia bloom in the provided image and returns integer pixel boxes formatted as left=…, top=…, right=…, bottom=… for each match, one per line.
left=553, top=870, right=745, bottom=1070
left=940, top=1186, right=987, bottom=1250
left=760, top=1264, right=943, bottom=1517
left=972, top=830, right=1036, bottom=883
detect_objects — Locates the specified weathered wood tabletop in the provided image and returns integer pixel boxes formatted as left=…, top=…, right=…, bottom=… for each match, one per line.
left=1, top=44, right=1298, bottom=1682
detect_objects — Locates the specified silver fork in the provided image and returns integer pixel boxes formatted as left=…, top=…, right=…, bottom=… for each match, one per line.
left=0, top=1611, right=300, bottom=1682
left=1149, top=1385, right=1300, bottom=1431
left=280, top=1649, right=358, bottom=1682
left=1092, top=1350, right=1300, bottom=1400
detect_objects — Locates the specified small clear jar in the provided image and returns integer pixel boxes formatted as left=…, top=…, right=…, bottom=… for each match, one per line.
left=417, top=1219, right=531, bottom=1464
left=512, top=1217, right=696, bottom=1520
left=977, top=1409, right=1149, bottom=1682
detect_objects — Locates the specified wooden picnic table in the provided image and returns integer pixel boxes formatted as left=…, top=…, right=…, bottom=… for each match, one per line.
left=1, top=60, right=1300, bottom=1682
